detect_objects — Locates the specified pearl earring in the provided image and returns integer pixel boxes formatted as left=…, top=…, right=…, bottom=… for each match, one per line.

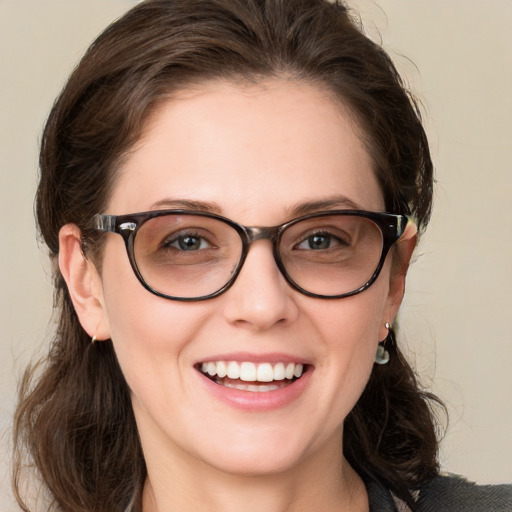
left=375, top=322, right=391, bottom=365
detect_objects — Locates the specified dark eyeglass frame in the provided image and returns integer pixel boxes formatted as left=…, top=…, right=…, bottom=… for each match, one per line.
left=93, top=209, right=411, bottom=301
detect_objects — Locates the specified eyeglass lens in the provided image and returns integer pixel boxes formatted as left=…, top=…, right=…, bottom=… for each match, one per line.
left=132, top=213, right=384, bottom=299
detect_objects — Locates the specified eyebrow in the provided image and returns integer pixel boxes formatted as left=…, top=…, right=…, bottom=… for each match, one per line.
left=287, top=196, right=365, bottom=217
left=149, top=195, right=365, bottom=219
left=149, top=198, right=221, bottom=213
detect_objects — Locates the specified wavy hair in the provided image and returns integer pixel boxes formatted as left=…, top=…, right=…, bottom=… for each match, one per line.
left=13, top=1, right=442, bottom=510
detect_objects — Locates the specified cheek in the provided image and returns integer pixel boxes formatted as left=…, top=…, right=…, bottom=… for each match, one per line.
left=311, top=275, right=389, bottom=355
left=305, top=272, right=390, bottom=408
left=98, top=243, right=210, bottom=395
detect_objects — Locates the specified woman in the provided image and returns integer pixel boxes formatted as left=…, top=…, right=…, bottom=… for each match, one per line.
left=12, top=0, right=512, bottom=511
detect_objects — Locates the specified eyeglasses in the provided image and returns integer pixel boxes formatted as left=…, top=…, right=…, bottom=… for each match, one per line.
left=93, top=209, right=411, bottom=301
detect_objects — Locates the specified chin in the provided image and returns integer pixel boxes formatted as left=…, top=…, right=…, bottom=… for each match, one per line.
left=203, top=447, right=306, bottom=478
left=187, top=423, right=329, bottom=478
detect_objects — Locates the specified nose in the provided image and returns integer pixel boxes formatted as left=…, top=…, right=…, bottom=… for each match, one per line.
left=222, top=240, right=299, bottom=331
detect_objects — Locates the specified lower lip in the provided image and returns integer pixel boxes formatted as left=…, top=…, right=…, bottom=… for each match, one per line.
left=197, top=369, right=313, bottom=412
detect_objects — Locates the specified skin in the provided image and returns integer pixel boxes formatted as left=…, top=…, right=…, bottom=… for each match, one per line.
left=59, top=79, right=417, bottom=512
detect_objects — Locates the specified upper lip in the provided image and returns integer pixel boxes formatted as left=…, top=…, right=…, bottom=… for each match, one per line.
left=195, top=352, right=312, bottom=365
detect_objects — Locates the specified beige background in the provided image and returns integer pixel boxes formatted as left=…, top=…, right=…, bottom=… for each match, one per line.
left=1, top=0, right=511, bottom=509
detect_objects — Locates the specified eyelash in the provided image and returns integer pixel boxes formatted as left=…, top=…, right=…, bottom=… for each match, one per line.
left=161, top=231, right=213, bottom=251
left=294, top=229, right=350, bottom=250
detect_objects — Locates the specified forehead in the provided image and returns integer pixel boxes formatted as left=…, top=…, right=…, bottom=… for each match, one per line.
left=109, top=79, right=383, bottom=221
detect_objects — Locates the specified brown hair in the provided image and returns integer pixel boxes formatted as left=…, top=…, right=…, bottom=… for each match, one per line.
left=13, top=1, right=441, bottom=510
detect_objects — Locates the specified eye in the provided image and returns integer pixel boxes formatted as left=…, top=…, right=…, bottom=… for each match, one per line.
left=295, top=232, right=347, bottom=251
left=163, top=233, right=212, bottom=251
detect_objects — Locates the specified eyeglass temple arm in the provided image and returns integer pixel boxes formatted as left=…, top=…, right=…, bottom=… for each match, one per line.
left=397, top=216, right=418, bottom=244
left=93, top=214, right=117, bottom=232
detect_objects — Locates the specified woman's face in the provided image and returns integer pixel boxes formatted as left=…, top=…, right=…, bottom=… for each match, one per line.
left=93, top=80, right=406, bottom=477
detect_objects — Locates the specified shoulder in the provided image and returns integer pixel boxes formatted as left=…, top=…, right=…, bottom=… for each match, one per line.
left=415, top=473, right=512, bottom=512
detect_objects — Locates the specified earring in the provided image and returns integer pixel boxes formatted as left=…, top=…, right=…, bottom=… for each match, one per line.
left=375, top=344, right=390, bottom=365
left=91, top=321, right=102, bottom=345
left=375, top=322, right=391, bottom=365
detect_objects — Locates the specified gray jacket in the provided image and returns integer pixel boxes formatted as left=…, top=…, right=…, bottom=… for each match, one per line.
left=366, top=474, right=512, bottom=511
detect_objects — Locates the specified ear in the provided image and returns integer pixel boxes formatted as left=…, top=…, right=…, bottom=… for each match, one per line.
left=380, top=221, right=418, bottom=339
left=58, top=224, right=110, bottom=340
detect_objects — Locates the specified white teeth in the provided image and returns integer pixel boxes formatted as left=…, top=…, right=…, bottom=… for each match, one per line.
left=273, top=362, right=285, bottom=380
left=207, top=362, right=217, bottom=376
left=222, top=381, right=282, bottom=392
left=285, top=362, right=295, bottom=380
left=199, top=360, right=305, bottom=382
left=216, top=361, right=227, bottom=378
left=240, top=362, right=257, bottom=382
left=256, top=363, right=274, bottom=382
left=227, top=361, right=240, bottom=379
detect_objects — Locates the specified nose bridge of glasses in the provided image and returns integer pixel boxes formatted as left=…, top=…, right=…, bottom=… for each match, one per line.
left=244, top=226, right=280, bottom=245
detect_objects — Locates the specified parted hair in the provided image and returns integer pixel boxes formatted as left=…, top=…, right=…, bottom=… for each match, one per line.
left=13, top=1, right=442, bottom=510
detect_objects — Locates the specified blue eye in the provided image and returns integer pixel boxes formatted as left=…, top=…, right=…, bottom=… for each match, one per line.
left=165, top=234, right=211, bottom=251
left=296, top=232, right=346, bottom=250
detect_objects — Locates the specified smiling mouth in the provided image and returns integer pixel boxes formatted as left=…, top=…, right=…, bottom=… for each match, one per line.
left=197, top=361, right=306, bottom=392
